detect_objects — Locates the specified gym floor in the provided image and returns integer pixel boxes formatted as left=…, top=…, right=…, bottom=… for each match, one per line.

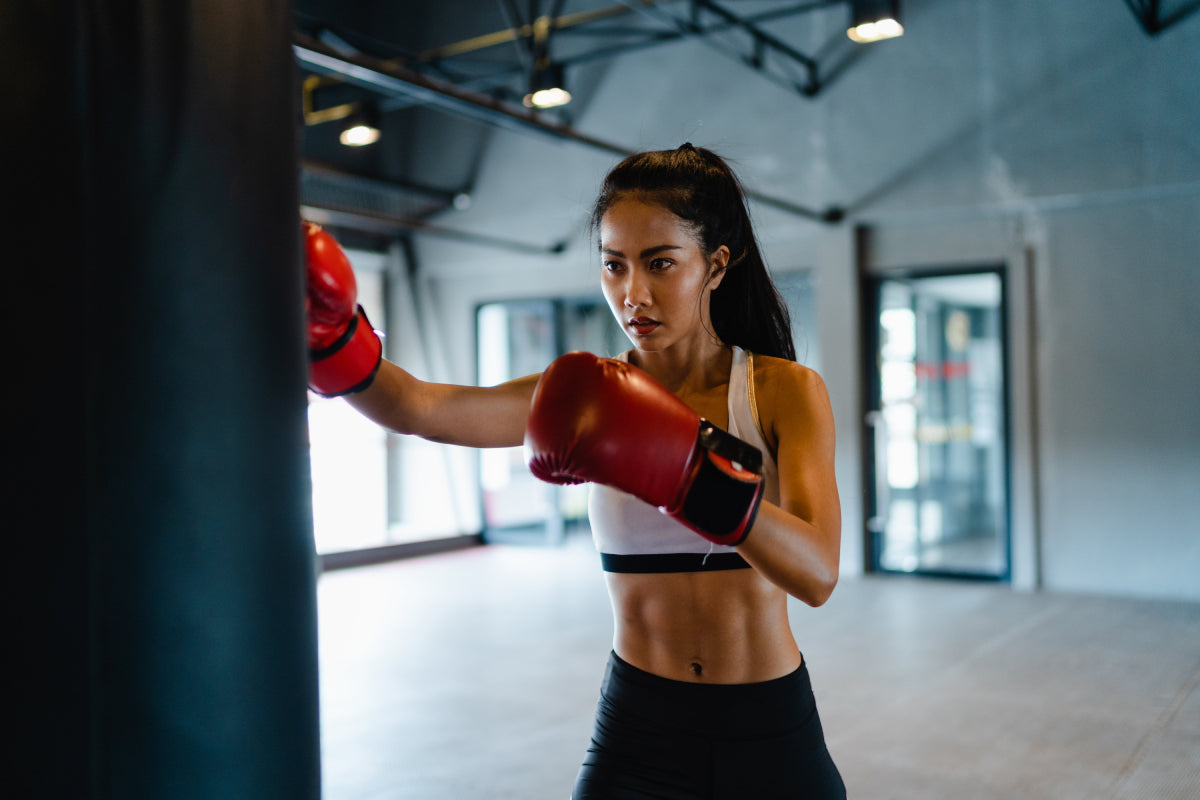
left=317, top=534, right=1200, bottom=799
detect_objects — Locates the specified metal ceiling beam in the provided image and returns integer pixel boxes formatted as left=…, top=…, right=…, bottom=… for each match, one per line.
left=415, top=1, right=840, bottom=97
left=300, top=161, right=566, bottom=254
left=295, top=32, right=629, bottom=156
left=301, top=203, right=570, bottom=256
left=294, top=32, right=839, bottom=223
left=416, top=2, right=651, bottom=62
left=302, top=159, right=462, bottom=204
left=616, top=0, right=825, bottom=95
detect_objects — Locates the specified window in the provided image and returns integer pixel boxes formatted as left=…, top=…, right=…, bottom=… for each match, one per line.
left=307, top=250, right=467, bottom=556
left=308, top=267, right=388, bottom=554
left=475, top=297, right=624, bottom=541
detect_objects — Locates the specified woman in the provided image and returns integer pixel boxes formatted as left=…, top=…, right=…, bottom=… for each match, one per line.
left=305, top=144, right=846, bottom=799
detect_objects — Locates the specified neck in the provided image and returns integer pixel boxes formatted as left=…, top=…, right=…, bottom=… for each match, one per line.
left=630, top=336, right=732, bottom=394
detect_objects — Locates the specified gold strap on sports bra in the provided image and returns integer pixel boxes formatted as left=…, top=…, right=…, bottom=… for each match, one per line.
left=745, top=351, right=769, bottom=447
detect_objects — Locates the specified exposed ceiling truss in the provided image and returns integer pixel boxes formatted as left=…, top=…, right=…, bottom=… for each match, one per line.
left=309, top=1, right=855, bottom=107
left=297, top=1, right=1198, bottom=252
left=295, top=5, right=848, bottom=251
left=409, top=0, right=855, bottom=100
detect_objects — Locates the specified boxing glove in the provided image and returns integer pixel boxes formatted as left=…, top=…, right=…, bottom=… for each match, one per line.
left=524, top=352, right=764, bottom=546
left=304, top=221, right=382, bottom=396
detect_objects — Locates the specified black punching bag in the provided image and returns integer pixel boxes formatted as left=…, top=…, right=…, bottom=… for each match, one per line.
left=10, top=1, right=321, bottom=797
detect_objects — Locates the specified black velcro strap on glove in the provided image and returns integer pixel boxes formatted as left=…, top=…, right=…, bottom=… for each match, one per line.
left=677, top=420, right=765, bottom=545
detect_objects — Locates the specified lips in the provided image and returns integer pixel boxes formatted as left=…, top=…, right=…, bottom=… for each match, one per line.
left=628, top=316, right=660, bottom=335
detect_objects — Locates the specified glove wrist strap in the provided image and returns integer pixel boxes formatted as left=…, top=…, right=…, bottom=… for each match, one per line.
left=673, top=421, right=765, bottom=546
left=309, top=306, right=383, bottom=397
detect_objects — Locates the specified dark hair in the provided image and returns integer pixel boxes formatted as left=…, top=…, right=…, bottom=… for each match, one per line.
left=590, top=143, right=795, bottom=361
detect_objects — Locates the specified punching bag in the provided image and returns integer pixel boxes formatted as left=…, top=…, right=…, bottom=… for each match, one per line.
left=9, top=1, right=322, bottom=797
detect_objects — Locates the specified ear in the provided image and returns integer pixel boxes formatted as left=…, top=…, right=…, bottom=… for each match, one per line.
left=707, top=245, right=731, bottom=290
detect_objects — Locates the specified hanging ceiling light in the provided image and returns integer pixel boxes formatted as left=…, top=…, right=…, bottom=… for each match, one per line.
left=339, top=104, right=381, bottom=147
left=523, top=61, right=571, bottom=109
left=522, top=15, right=571, bottom=110
left=847, top=0, right=904, bottom=43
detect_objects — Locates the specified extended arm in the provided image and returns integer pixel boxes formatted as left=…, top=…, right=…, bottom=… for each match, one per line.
left=304, top=221, right=535, bottom=449
left=346, top=363, right=537, bottom=449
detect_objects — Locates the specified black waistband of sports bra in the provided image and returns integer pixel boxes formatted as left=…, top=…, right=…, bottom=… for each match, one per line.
left=600, top=552, right=751, bottom=573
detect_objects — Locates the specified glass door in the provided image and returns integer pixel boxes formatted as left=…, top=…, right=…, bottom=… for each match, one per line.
left=865, top=269, right=1011, bottom=579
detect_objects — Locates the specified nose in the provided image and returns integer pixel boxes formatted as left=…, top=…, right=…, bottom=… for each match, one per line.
left=623, top=269, right=651, bottom=310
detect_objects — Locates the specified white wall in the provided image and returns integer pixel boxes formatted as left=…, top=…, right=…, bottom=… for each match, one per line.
left=849, top=2, right=1200, bottom=601
left=1037, top=199, right=1200, bottom=599
left=388, top=0, right=1199, bottom=600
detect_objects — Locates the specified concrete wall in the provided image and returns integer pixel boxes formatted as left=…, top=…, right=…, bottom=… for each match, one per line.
left=375, top=0, right=1199, bottom=601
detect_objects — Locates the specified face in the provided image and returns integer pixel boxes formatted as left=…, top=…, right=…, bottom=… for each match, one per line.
left=598, top=197, right=728, bottom=352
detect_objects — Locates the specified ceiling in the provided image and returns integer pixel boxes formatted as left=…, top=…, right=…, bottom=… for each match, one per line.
left=293, top=0, right=1200, bottom=254
left=293, top=1, right=869, bottom=251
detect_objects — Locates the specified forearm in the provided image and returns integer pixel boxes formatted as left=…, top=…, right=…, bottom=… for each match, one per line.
left=341, top=359, right=429, bottom=435
left=736, top=501, right=841, bottom=607
left=343, top=358, right=533, bottom=448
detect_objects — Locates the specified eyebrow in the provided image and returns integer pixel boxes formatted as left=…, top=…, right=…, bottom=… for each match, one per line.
left=599, top=244, right=682, bottom=258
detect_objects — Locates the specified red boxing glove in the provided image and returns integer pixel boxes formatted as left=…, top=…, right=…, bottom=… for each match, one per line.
left=304, top=221, right=382, bottom=396
left=524, top=352, right=764, bottom=546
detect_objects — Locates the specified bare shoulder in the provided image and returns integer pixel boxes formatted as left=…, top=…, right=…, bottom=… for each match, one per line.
left=750, top=354, right=834, bottom=448
left=751, top=354, right=830, bottom=406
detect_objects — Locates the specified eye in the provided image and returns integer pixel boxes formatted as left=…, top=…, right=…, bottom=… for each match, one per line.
left=602, top=259, right=624, bottom=273
left=648, top=257, right=673, bottom=271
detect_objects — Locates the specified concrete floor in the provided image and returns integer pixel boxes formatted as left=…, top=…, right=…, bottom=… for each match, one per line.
left=317, top=535, right=1200, bottom=799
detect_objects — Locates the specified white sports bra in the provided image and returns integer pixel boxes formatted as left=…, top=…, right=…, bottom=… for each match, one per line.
left=588, top=347, right=780, bottom=573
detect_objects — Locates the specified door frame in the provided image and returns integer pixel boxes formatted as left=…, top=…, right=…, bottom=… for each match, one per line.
left=860, top=263, right=1014, bottom=581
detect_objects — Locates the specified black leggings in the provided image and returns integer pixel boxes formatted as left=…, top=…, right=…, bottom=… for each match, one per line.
left=573, top=652, right=846, bottom=799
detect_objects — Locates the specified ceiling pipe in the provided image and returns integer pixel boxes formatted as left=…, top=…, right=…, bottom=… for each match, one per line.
left=294, top=32, right=840, bottom=224
left=302, top=159, right=463, bottom=204
left=301, top=202, right=570, bottom=256
left=296, top=32, right=627, bottom=156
